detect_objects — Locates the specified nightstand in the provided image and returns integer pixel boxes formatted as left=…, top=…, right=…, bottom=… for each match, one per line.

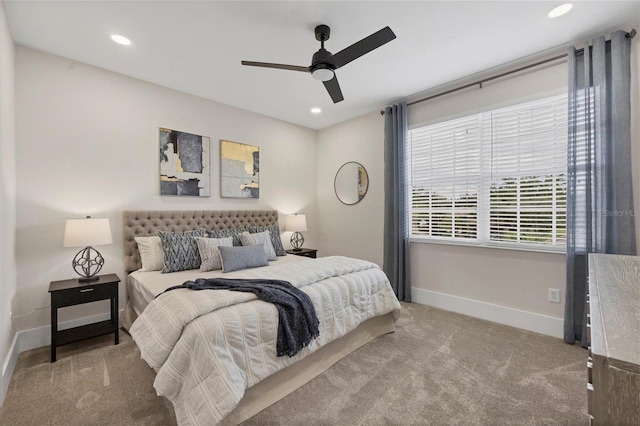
left=48, top=273, right=120, bottom=362
left=286, top=248, right=317, bottom=259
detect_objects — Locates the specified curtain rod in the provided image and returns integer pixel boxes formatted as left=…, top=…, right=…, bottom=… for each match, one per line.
left=380, top=29, right=636, bottom=115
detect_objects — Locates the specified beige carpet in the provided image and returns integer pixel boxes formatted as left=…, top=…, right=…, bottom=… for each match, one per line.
left=0, top=302, right=588, bottom=425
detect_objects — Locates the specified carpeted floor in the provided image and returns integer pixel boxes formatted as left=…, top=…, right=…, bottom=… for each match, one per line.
left=0, top=302, right=588, bottom=425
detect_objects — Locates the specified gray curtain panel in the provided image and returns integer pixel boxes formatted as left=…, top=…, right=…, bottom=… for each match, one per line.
left=565, top=30, right=636, bottom=345
left=383, top=102, right=411, bottom=301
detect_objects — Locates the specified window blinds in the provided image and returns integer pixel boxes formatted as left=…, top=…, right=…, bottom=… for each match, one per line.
left=409, top=94, right=567, bottom=251
left=410, top=115, right=481, bottom=239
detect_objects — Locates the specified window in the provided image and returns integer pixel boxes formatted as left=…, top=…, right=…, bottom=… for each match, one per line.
left=409, top=94, right=567, bottom=251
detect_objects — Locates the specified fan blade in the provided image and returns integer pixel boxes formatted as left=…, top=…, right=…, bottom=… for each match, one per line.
left=241, top=61, right=310, bottom=73
left=331, top=27, right=396, bottom=69
left=323, top=75, right=344, bottom=103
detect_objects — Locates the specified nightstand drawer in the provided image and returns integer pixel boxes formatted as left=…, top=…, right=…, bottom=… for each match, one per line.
left=51, top=282, right=116, bottom=307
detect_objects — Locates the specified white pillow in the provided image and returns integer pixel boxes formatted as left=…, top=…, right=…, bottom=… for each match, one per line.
left=195, top=236, right=233, bottom=272
left=134, top=236, right=164, bottom=272
left=239, top=231, right=277, bottom=261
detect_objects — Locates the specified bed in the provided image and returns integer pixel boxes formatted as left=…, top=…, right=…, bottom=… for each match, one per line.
left=122, top=209, right=401, bottom=425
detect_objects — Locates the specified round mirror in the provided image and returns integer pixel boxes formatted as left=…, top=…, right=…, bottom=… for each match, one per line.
left=334, top=162, right=369, bottom=205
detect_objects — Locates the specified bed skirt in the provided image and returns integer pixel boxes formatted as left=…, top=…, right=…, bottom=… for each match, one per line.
left=120, top=300, right=137, bottom=331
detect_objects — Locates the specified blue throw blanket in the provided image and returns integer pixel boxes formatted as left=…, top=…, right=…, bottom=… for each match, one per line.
left=163, top=278, right=320, bottom=357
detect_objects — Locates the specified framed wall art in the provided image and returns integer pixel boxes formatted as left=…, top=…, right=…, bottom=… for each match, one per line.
left=159, top=128, right=210, bottom=197
left=220, top=140, right=259, bottom=198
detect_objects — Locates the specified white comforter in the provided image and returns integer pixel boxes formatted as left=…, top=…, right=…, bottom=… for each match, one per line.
left=130, top=256, right=401, bottom=425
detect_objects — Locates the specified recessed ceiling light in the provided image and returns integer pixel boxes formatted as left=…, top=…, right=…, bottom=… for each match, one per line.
left=311, top=108, right=322, bottom=114
left=548, top=3, right=573, bottom=18
left=111, top=34, right=131, bottom=46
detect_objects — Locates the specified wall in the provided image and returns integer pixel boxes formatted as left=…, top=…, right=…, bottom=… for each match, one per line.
left=316, top=111, right=385, bottom=266
left=14, top=47, right=318, bottom=333
left=0, top=0, right=17, bottom=404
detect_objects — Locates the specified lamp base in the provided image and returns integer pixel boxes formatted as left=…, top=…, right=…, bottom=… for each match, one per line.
left=72, top=246, right=105, bottom=282
left=290, top=231, right=305, bottom=250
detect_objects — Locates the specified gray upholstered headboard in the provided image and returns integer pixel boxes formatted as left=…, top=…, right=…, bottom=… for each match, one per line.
left=123, top=210, right=279, bottom=274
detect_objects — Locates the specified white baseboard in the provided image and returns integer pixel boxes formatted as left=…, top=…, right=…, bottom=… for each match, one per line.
left=1, top=331, right=19, bottom=406
left=411, top=287, right=563, bottom=339
left=0, top=309, right=124, bottom=406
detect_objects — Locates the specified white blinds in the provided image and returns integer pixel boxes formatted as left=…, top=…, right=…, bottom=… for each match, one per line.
left=409, top=116, right=481, bottom=239
left=487, top=95, right=567, bottom=248
left=409, top=94, right=567, bottom=251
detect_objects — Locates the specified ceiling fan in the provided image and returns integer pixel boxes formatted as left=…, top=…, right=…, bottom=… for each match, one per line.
left=241, top=25, right=396, bottom=104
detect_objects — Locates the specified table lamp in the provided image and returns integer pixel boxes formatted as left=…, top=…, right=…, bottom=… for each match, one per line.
left=63, top=216, right=112, bottom=282
left=286, top=213, right=307, bottom=251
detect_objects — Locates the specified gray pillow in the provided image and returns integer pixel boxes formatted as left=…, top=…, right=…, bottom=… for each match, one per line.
left=157, top=228, right=205, bottom=273
left=239, top=231, right=277, bottom=261
left=195, top=236, right=233, bottom=272
left=219, top=244, right=268, bottom=273
left=207, top=227, right=244, bottom=246
left=248, top=223, right=285, bottom=256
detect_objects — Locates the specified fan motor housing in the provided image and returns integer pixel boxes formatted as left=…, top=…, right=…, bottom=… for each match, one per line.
left=311, top=49, right=334, bottom=68
left=315, top=25, right=330, bottom=41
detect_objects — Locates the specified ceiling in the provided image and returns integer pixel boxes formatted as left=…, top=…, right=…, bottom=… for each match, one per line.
left=4, top=1, right=640, bottom=130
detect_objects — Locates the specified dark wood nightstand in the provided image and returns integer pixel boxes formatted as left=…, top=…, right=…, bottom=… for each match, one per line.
left=286, top=248, right=317, bottom=259
left=48, top=273, right=120, bottom=362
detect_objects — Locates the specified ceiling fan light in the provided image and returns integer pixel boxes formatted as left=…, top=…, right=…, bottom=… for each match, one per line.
left=312, top=68, right=334, bottom=82
left=548, top=3, right=572, bottom=18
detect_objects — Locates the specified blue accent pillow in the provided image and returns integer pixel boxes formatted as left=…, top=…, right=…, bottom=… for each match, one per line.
left=218, top=244, right=268, bottom=273
left=208, top=227, right=244, bottom=246
left=157, top=228, right=205, bottom=273
left=248, top=223, right=285, bottom=256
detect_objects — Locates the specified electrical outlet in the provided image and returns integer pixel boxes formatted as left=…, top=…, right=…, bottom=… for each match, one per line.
left=548, top=288, right=561, bottom=303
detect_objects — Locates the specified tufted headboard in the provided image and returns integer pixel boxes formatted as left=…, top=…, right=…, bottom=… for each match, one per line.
left=123, top=210, right=279, bottom=274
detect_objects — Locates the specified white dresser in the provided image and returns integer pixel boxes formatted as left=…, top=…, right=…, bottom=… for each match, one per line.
left=587, top=254, right=640, bottom=425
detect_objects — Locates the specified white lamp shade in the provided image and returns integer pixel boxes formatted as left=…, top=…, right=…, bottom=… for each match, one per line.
left=286, top=214, right=307, bottom=232
left=63, top=218, right=113, bottom=248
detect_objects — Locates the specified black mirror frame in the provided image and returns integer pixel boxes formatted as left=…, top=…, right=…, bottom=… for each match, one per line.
left=334, top=161, right=369, bottom=205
